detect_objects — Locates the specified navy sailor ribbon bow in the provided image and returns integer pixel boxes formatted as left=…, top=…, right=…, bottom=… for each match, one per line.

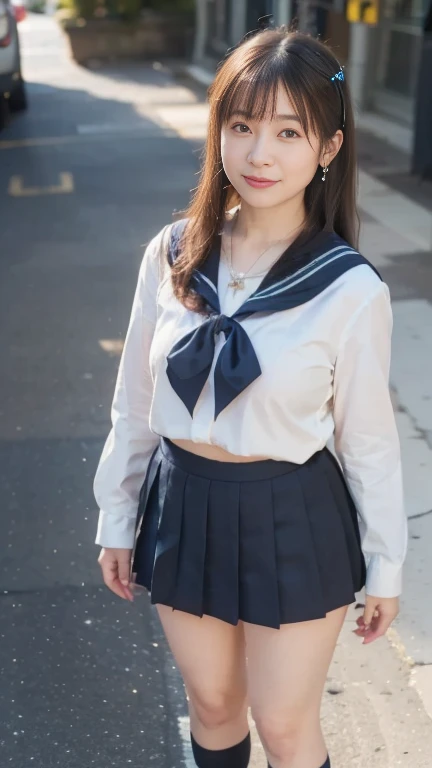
left=165, top=221, right=382, bottom=419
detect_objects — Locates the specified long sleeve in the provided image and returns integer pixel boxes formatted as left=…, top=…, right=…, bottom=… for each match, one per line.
left=333, top=282, right=408, bottom=597
left=94, top=227, right=168, bottom=549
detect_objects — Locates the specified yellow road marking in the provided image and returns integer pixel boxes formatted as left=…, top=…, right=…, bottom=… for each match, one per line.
left=8, top=172, right=74, bottom=197
left=0, top=135, right=77, bottom=150
left=99, top=339, right=124, bottom=355
left=0, top=126, right=174, bottom=151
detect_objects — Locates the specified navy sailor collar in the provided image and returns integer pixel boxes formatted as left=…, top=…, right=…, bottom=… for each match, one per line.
left=166, top=220, right=382, bottom=419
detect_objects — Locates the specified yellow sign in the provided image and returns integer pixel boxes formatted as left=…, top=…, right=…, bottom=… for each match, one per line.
left=347, top=0, right=379, bottom=25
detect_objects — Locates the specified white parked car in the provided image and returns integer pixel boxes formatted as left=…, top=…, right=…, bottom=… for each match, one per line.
left=0, top=0, right=27, bottom=126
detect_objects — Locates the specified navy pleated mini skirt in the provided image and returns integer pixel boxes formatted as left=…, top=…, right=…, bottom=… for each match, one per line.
left=131, top=438, right=366, bottom=629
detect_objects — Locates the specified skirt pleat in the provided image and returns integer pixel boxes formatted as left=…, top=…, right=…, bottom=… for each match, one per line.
left=204, top=480, right=240, bottom=625
left=319, top=451, right=366, bottom=593
left=239, top=479, right=280, bottom=628
left=271, top=471, right=325, bottom=624
left=132, top=439, right=366, bottom=628
left=298, top=455, right=358, bottom=616
left=131, top=455, right=161, bottom=588
left=173, top=474, right=209, bottom=616
left=150, top=460, right=185, bottom=608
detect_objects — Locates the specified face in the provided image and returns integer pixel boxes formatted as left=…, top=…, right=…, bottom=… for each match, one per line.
left=221, top=84, right=342, bottom=210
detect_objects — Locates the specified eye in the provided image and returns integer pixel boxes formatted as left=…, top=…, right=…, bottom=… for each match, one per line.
left=232, top=123, right=251, bottom=134
left=280, top=129, right=300, bottom=139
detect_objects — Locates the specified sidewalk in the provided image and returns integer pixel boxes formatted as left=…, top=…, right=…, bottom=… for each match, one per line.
left=249, top=605, right=432, bottom=767
left=357, top=124, right=432, bottom=215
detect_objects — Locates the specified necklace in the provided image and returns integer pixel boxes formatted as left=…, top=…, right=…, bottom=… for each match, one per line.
left=225, top=212, right=304, bottom=294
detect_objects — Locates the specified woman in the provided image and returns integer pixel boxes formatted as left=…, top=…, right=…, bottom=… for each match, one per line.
left=93, top=26, right=407, bottom=768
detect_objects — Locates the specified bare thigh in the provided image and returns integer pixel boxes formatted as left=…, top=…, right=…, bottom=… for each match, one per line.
left=156, top=605, right=249, bottom=749
left=245, top=606, right=348, bottom=767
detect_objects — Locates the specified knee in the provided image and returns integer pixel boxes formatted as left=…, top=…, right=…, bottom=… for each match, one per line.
left=190, top=689, right=246, bottom=730
left=253, top=714, right=304, bottom=762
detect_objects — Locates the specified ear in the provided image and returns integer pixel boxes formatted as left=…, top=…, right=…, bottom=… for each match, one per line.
left=320, top=130, right=344, bottom=168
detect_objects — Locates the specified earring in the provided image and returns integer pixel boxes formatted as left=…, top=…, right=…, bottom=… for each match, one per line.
left=321, top=164, right=329, bottom=182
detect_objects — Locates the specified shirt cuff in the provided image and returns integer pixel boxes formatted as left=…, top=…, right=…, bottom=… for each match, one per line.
left=365, top=554, right=403, bottom=598
left=95, top=510, right=136, bottom=549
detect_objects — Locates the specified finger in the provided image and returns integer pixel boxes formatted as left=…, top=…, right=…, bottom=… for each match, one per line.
left=354, top=607, right=380, bottom=639
left=121, top=584, right=134, bottom=601
left=362, top=614, right=394, bottom=645
left=353, top=616, right=366, bottom=636
left=118, top=557, right=131, bottom=586
left=105, top=576, right=128, bottom=601
left=100, top=560, right=129, bottom=601
left=353, top=609, right=376, bottom=637
left=116, top=577, right=134, bottom=602
left=363, top=600, right=377, bottom=629
left=118, top=557, right=134, bottom=602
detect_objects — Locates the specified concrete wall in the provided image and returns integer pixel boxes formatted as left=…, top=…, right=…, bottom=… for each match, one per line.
left=63, top=12, right=194, bottom=65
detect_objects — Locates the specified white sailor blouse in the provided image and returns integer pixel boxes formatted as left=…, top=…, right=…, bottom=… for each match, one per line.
left=94, top=221, right=408, bottom=599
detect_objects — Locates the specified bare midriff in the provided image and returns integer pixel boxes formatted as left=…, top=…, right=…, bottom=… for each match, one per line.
left=171, top=438, right=269, bottom=463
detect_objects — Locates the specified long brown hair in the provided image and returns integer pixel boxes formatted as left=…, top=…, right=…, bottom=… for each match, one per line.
left=172, top=28, right=359, bottom=312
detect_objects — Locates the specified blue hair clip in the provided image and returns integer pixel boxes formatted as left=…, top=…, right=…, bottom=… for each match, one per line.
left=329, top=67, right=346, bottom=129
left=330, top=68, right=345, bottom=82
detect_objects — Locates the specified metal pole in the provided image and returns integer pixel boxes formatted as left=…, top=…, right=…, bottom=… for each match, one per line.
left=347, top=21, right=372, bottom=113
left=192, top=0, right=208, bottom=64
left=297, top=0, right=309, bottom=31
left=231, top=0, right=247, bottom=45
left=276, top=0, right=293, bottom=26
left=412, top=25, right=432, bottom=179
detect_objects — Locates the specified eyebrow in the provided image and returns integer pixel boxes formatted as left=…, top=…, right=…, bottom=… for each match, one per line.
left=231, top=110, right=301, bottom=123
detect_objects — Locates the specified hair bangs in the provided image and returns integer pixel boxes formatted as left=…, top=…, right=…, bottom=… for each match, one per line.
left=218, top=54, right=321, bottom=141
left=221, top=67, right=280, bottom=124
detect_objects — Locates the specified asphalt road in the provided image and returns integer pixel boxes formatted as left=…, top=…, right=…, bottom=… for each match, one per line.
left=0, top=15, right=198, bottom=768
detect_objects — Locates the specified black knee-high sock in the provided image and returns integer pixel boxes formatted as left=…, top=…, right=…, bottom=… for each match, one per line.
left=191, top=731, right=251, bottom=767
left=268, top=757, right=330, bottom=768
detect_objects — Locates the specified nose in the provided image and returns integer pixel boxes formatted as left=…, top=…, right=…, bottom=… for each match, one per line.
left=247, top=134, right=274, bottom=168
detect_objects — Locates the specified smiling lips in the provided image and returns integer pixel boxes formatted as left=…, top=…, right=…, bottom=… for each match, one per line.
left=243, top=175, right=280, bottom=189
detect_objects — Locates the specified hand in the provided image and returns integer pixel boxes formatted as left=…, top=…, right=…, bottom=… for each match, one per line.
left=98, top=547, right=134, bottom=602
left=354, top=594, right=399, bottom=644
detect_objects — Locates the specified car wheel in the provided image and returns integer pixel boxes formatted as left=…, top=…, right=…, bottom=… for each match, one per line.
left=9, top=78, right=28, bottom=112
left=0, top=94, right=10, bottom=130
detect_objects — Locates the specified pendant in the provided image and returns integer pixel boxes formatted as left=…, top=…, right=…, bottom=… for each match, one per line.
left=228, top=278, right=245, bottom=293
